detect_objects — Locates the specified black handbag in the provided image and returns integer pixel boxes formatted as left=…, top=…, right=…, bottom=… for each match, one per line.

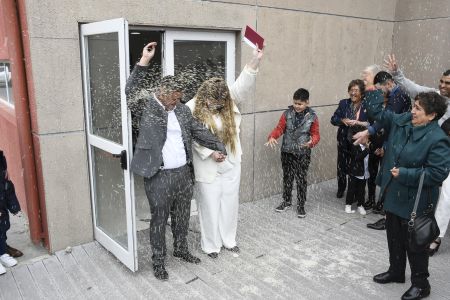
left=407, top=171, right=440, bottom=253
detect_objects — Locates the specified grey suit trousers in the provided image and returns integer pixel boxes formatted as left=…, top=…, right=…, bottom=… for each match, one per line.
left=144, top=164, right=193, bottom=266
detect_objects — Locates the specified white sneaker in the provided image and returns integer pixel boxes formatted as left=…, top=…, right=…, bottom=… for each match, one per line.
left=357, top=206, right=367, bottom=215
left=0, top=254, right=18, bottom=267
left=0, top=263, right=5, bottom=275
left=345, top=205, right=355, bottom=214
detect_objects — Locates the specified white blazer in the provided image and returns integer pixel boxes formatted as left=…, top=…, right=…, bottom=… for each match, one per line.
left=186, top=66, right=258, bottom=183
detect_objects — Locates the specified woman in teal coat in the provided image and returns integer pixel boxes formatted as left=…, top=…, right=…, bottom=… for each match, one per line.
left=365, top=90, right=450, bottom=300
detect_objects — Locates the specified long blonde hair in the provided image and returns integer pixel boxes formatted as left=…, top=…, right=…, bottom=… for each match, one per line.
left=193, top=77, right=237, bottom=154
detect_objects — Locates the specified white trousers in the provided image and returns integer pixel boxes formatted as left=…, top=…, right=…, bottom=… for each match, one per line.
left=436, top=174, right=450, bottom=238
left=195, top=164, right=241, bottom=254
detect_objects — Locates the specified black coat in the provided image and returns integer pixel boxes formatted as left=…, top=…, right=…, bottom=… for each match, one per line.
left=348, top=144, right=370, bottom=177
left=0, top=151, right=21, bottom=233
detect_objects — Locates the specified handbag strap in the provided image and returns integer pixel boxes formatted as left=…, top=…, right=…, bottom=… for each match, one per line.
left=409, top=171, right=425, bottom=227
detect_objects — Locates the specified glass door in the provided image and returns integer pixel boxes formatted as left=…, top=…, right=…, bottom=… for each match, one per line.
left=80, top=18, right=137, bottom=271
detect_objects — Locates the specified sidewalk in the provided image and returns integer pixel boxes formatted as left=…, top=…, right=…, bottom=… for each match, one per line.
left=0, top=179, right=449, bottom=299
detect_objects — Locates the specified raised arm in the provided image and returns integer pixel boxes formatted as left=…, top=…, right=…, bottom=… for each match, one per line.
left=126, top=42, right=157, bottom=115
left=384, top=54, right=437, bottom=99
left=365, top=90, right=394, bottom=132
left=229, top=46, right=264, bottom=105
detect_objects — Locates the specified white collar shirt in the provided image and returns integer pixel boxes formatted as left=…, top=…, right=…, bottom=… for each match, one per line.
left=154, top=94, right=186, bottom=169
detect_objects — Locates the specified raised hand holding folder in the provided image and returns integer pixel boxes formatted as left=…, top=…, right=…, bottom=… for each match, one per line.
left=243, top=25, right=264, bottom=50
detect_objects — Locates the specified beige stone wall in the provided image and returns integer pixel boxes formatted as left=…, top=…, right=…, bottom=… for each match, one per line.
left=24, top=0, right=398, bottom=251
left=393, top=0, right=450, bottom=89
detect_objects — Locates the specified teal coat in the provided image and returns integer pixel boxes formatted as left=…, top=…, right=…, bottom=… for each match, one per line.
left=365, top=90, right=450, bottom=219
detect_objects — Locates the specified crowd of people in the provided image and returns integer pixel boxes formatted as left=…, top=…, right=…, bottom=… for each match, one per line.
left=329, top=54, right=450, bottom=300
left=123, top=41, right=450, bottom=300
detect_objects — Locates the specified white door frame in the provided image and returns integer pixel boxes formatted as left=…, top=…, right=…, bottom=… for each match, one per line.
left=80, top=18, right=137, bottom=271
left=164, top=30, right=236, bottom=86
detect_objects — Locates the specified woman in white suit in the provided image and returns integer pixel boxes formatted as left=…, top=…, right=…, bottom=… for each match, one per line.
left=186, top=46, right=263, bottom=258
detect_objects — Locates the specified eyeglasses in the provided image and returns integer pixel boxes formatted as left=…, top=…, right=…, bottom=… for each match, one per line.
left=440, top=80, right=450, bottom=85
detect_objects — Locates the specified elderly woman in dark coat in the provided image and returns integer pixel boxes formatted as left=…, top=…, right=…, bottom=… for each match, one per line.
left=366, top=90, right=450, bottom=300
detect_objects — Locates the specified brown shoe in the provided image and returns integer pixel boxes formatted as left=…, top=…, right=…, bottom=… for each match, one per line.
left=6, top=245, right=23, bottom=258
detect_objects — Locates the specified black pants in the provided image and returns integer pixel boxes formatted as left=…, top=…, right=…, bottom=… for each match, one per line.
left=0, top=216, right=8, bottom=255
left=385, top=212, right=430, bottom=288
left=367, top=153, right=380, bottom=202
left=337, top=142, right=348, bottom=193
left=346, top=176, right=366, bottom=206
left=144, top=165, right=193, bottom=266
left=281, top=152, right=311, bottom=207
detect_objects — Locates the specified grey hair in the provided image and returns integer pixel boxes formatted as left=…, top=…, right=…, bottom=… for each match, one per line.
left=364, top=64, right=381, bottom=75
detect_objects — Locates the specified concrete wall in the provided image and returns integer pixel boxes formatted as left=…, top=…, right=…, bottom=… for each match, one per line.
left=23, top=0, right=398, bottom=251
left=393, top=0, right=450, bottom=89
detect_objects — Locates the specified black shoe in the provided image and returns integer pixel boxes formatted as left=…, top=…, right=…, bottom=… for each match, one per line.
left=372, top=202, right=384, bottom=214
left=367, top=218, right=386, bottom=230
left=173, top=251, right=201, bottom=264
left=153, top=264, right=169, bottom=281
left=207, top=252, right=218, bottom=259
left=297, top=206, right=306, bottom=218
left=6, top=244, right=23, bottom=258
left=363, top=200, right=374, bottom=210
left=401, top=285, right=431, bottom=300
left=373, top=271, right=405, bottom=284
left=224, top=246, right=240, bottom=253
left=336, top=190, right=344, bottom=198
left=275, top=202, right=292, bottom=212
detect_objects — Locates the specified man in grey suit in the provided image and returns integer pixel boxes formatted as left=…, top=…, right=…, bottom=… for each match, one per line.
left=126, top=42, right=227, bottom=280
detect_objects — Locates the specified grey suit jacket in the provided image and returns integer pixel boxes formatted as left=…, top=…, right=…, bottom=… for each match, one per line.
left=126, top=65, right=226, bottom=178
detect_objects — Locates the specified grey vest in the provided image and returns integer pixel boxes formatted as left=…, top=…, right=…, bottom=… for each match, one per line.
left=281, top=107, right=316, bottom=156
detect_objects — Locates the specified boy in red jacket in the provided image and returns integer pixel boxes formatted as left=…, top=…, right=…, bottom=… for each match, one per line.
left=265, top=88, right=320, bottom=218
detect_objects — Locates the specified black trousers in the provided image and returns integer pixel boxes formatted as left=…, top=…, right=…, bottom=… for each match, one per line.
left=281, top=152, right=311, bottom=207
left=337, top=142, right=349, bottom=193
left=367, top=153, right=380, bottom=202
left=346, top=176, right=366, bottom=206
left=144, top=164, right=193, bottom=266
left=385, top=212, right=430, bottom=288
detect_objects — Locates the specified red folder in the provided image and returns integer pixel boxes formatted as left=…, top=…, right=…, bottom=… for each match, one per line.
left=243, top=25, right=264, bottom=50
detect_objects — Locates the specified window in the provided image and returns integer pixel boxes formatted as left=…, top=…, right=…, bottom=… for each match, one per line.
left=164, top=30, right=235, bottom=102
left=0, top=62, right=14, bottom=106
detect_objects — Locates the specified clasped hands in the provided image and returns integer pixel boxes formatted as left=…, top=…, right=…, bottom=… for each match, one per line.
left=342, top=118, right=367, bottom=127
left=211, top=151, right=226, bottom=162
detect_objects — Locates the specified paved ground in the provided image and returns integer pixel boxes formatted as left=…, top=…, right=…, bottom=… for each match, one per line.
left=0, top=179, right=449, bottom=299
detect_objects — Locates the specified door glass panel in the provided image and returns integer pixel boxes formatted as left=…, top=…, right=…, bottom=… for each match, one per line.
left=173, top=41, right=226, bottom=102
left=92, top=146, right=128, bottom=249
left=88, top=33, right=122, bottom=144
left=0, top=62, right=14, bottom=105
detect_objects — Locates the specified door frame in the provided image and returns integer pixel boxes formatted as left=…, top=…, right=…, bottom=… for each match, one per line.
left=80, top=18, right=137, bottom=271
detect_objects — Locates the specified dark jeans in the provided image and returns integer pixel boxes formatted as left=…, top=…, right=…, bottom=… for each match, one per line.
left=281, top=152, right=311, bottom=207
left=337, top=142, right=349, bottom=193
left=367, top=153, right=380, bottom=202
left=346, top=176, right=366, bottom=206
left=144, top=164, right=193, bottom=266
left=385, top=212, right=430, bottom=288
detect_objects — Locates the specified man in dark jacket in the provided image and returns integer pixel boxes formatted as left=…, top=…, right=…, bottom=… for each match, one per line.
left=126, top=42, right=226, bottom=281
